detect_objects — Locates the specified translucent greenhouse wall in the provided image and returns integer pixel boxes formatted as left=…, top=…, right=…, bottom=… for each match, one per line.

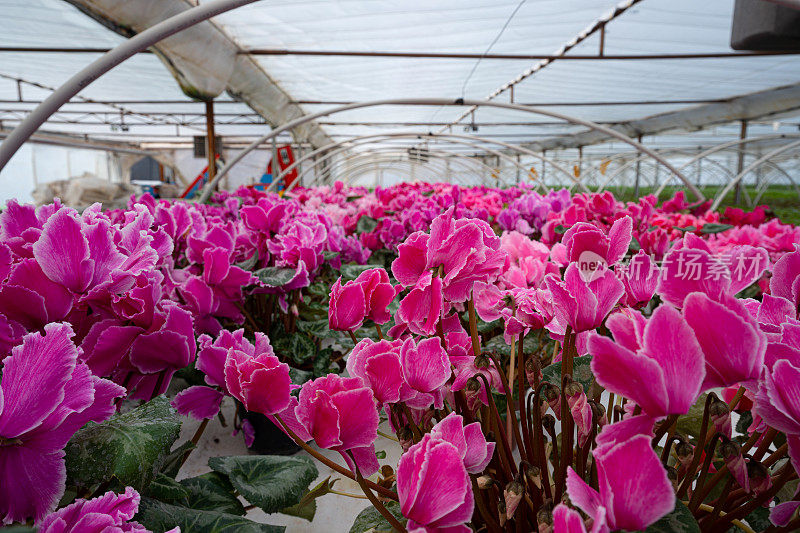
left=0, top=142, right=122, bottom=206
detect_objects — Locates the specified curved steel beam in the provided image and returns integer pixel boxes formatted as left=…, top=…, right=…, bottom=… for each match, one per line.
left=292, top=137, right=537, bottom=191
left=278, top=131, right=579, bottom=191
left=0, top=0, right=260, bottom=172
left=653, top=133, right=800, bottom=196
left=710, top=139, right=800, bottom=211
left=301, top=142, right=517, bottom=188
left=284, top=135, right=524, bottom=189
left=595, top=149, right=737, bottom=195
left=329, top=154, right=484, bottom=187
left=198, top=98, right=698, bottom=202
left=312, top=148, right=505, bottom=188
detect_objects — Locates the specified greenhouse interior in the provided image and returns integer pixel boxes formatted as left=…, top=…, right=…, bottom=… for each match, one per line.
left=1, top=0, right=800, bottom=532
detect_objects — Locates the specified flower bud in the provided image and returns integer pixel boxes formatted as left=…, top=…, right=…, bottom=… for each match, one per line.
left=747, top=460, right=771, bottom=495
left=542, top=414, right=556, bottom=433
left=476, top=475, right=494, bottom=489
left=526, top=357, right=542, bottom=387
left=675, top=440, right=694, bottom=468
left=526, top=465, right=542, bottom=489
left=544, top=384, right=561, bottom=419
left=537, top=500, right=554, bottom=529
left=709, top=398, right=732, bottom=438
left=721, top=439, right=749, bottom=493
left=397, top=426, right=414, bottom=452
left=666, top=465, right=679, bottom=491
left=504, top=481, right=524, bottom=518
left=474, top=354, right=490, bottom=369
left=564, top=381, right=583, bottom=398
left=498, top=498, right=507, bottom=527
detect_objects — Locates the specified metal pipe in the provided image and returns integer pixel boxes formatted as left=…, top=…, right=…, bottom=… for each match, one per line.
left=295, top=141, right=524, bottom=189
left=0, top=0, right=260, bottom=173
left=276, top=132, right=574, bottom=191
left=334, top=154, right=482, bottom=187
left=3, top=47, right=798, bottom=60
left=205, top=100, right=217, bottom=181
left=735, top=120, right=748, bottom=204
left=198, top=98, right=697, bottom=202
left=311, top=149, right=504, bottom=188
left=653, top=133, right=800, bottom=196
left=710, top=139, right=800, bottom=211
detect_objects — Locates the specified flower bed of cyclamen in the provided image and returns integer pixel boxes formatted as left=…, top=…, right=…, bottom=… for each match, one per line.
left=1, top=181, right=799, bottom=532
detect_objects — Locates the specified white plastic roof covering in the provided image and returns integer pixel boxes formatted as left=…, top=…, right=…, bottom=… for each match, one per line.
left=1, top=0, right=800, bottom=155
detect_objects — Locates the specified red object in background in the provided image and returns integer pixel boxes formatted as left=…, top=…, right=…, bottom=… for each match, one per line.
left=267, top=145, right=298, bottom=187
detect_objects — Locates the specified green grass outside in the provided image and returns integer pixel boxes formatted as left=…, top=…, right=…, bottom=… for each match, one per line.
left=603, top=184, right=800, bottom=226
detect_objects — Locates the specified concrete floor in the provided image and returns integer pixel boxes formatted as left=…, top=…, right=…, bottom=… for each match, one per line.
left=176, top=397, right=403, bottom=532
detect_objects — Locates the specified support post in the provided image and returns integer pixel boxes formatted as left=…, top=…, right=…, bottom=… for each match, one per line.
left=634, top=135, right=642, bottom=196
left=205, top=100, right=216, bottom=181
left=599, top=24, right=606, bottom=57
left=735, top=120, right=748, bottom=204
left=271, top=136, right=278, bottom=188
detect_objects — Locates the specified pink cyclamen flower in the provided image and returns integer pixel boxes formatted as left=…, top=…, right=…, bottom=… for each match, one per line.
left=0, top=323, right=125, bottom=523
left=754, top=359, right=800, bottom=475
left=396, top=272, right=443, bottom=336
left=562, top=216, right=633, bottom=267
left=545, top=263, right=624, bottom=333
left=392, top=208, right=508, bottom=304
left=656, top=235, right=768, bottom=307
left=429, top=413, right=495, bottom=474
left=37, top=487, right=177, bottom=533
left=401, top=337, right=451, bottom=394
left=224, top=334, right=292, bottom=416
left=589, top=304, right=705, bottom=419
left=567, top=435, right=674, bottom=531
left=328, top=276, right=366, bottom=331
left=770, top=243, right=800, bottom=313
left=683, top=292, right=766, bottom=391
left=275, top=374, right=380, bottom=476
left=352, top=267, right=400, bottom=324
left=173, top=330, right=288, bottom=419
left=553, top=503, right=608, bottom=533
left=618, top=250, right=660, bottom=307
left=346, top=338, right=415, bottom=405
left=397, top=434, right=474, bottom=532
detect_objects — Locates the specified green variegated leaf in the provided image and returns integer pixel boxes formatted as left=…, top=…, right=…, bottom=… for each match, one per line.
left=541, top=355, right=594, bottom=393
left=65, top=396, right=181, bottom=491
left=179, top=472, right=245, bottom=515
left=208, top=455, right=318, bottom=514
left=135, top=498, right=283, bottom=533
left=349, top=501, right=406, bottom=533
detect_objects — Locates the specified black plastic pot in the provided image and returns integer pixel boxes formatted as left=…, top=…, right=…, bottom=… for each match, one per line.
left=236, top=403, right=301, bottom=455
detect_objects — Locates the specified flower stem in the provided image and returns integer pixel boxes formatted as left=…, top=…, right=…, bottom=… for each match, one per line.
left=677, top=394, right=715, bottom=498
left=468, top=295, right=482, bottom=357
left=375, top=323, right=384, bottom=340
left=517, top=333, right=535, bottom=466
left=179, top=418, right=210, bottom=469
left=274, top=414, right=399, bottom=501
left=726, top=386, right=746, bottom=411
left=348, top=451, right=408, bottom=533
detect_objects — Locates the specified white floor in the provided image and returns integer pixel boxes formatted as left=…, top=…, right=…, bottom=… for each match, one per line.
left=177, top=397, right=403, bottom=532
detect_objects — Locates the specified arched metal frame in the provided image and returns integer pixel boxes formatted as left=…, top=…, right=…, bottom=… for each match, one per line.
left=593, top=148, right=737, bottom=195
left=300, top=141, right=522, bottom=188
left=311, top=148, right=510, bottom=188
left=653, top=133, right=800, bottom=197
left=277, top=131, right=581, bottom=192
left=0, top=0, right=261, bottom=171
left=199, top=99, right=700, bottom=202
left=290, top=136, right=544, bottom=191
left=327, top=154, right=487, bottom=187
left=335, top=157, right=470, bottom=186
left=710, top=139, right=800, bottom=210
